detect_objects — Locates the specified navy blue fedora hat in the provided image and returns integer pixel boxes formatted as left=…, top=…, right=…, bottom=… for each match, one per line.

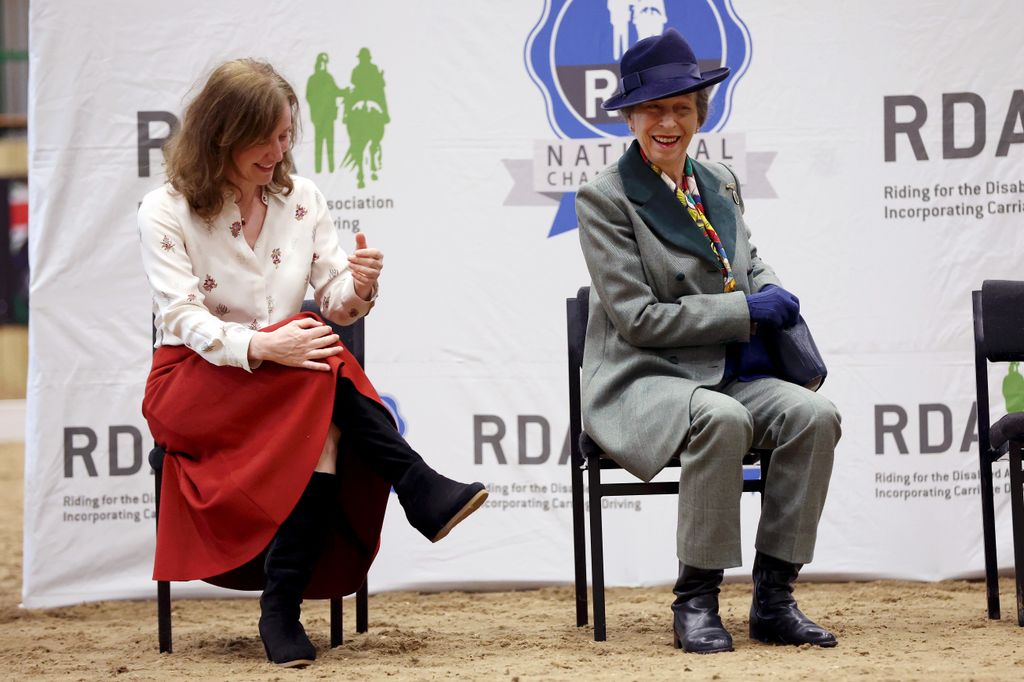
left=602, top=28, right=729, bottom=111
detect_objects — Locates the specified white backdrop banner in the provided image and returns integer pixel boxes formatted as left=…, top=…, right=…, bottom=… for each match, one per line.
left=24, top=0, right=1024, bottom=607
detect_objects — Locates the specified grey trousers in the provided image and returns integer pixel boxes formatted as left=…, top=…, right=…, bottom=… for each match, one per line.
left=677, top=377, right=840, bottom=569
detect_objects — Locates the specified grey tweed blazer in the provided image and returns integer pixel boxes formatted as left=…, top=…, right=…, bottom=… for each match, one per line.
left=576, top=140, right=782, bottom=482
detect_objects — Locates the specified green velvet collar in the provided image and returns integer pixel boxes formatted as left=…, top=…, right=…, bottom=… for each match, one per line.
left=617, top=140, right=738, bottom=268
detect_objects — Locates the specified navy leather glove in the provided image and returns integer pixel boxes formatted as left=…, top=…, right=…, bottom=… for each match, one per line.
left=746, top=285, right=800, bottom=328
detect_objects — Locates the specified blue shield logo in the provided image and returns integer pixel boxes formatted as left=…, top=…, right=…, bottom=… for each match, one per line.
left=526, top=0, right=751, bottom=137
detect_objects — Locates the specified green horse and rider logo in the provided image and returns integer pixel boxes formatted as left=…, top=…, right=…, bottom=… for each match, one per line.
left=1003, top=362, right=1024, bottom=413
left=306, top=49, right=389, bottom=188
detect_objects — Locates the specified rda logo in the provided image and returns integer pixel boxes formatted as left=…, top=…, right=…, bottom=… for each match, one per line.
left=305, top=49, right=390, bottom=188
left=525, top=0, right=751, bottom=138
left=509, top=1, right=768, bottom=237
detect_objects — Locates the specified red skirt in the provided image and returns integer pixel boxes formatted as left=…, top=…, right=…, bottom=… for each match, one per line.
left=142, top=312, right=391, bottom=598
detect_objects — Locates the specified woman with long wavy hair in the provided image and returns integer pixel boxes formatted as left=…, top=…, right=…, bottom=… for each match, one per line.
left=138, top=59, right=487, bottom=668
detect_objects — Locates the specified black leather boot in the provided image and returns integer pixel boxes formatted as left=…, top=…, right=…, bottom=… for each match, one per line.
left=333, top=380, right=488, bottom=541
left=749, top=551, right=837, bottom=647
left=259, top=472, right=335, bottom=667
left=672, top=565, right=734, bottom=654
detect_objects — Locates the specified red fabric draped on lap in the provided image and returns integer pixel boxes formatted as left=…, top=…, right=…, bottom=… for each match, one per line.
left=142, top=312, right=391, bottom=598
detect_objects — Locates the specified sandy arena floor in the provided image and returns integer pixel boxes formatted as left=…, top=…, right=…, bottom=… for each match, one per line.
left=1, top=442, right=1022, bottom=681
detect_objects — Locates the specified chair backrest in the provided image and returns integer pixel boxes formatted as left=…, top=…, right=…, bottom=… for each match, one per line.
left=567, top=286, right=591, bottom=468
left=567, top=286, right=590, bottom=372
left=973, top=290, right=992, bottom=457
left=301, top=300, right=365, bottom=366
left=972, top=280, right=1024, bottom=456
left=979, top=280, right=1024, bottom=362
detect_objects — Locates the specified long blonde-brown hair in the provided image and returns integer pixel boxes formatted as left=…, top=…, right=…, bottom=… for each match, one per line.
left=164, top=59, right=300, bottom=220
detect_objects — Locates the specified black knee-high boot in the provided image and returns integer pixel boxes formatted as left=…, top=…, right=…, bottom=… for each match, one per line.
left=749, top=551, right=837, bottom=647
left=672, top=565, right=734, bottom=654
left=332, top=380, right=487, bottom=542
left=259, top=472, right=335, bottom=667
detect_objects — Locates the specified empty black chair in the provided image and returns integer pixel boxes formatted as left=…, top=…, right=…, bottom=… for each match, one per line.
left=149, top=301, right=369, bottom=653
left=972, top=280, right=1024, bottom=626
left=567, top=285, right=772, bottom=641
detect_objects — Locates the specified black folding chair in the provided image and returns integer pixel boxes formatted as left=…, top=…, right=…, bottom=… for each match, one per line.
left=972, top=280, right=1024, bottom=626
left=149, top=300, right=370, bottom=653
left=567, top=285, right=772, bottom=641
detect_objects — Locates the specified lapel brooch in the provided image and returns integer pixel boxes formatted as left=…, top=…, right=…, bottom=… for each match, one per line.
left=725, top=183, right=741, bottom=206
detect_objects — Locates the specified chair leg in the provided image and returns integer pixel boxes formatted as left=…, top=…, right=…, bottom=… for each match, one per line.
left=1008, top=441, right=1024, bottom=627
left=153, top=465, right=172, bottom=653
left=588, top=462, right=606, bottom=641
left=330, top=598, right=343, bottom=647
left=157, top=580, right=172, bottom=653
left=572, top=457, right=588, bottom=627
left=980, top=457, right=1001, bottom=620
left=356, top=581, right=368, bottom=633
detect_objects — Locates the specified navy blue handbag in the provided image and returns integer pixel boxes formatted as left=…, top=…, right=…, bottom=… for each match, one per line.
left=766, top=315, right=827, bottom=391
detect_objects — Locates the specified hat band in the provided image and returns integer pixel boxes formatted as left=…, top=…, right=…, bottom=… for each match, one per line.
left=618, top=62, right=702, bottom=96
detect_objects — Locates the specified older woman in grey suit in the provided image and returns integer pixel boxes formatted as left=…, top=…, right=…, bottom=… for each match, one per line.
left=576, top=29, right=841, bottom=654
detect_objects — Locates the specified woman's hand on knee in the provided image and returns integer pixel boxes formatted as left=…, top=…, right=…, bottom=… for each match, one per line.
left=248, top=318, right=342, bottom=371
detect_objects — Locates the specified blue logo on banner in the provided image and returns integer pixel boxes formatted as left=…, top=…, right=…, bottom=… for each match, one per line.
left=381, top=394, right=407, bottom=437
left=525, top=0, right=751, bottom=236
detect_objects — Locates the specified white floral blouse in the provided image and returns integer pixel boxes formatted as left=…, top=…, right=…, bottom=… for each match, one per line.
left=138, top=175, right=375, bottom=372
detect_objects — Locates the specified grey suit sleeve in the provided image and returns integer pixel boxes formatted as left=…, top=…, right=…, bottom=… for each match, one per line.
left=748, top=224, right=782, bottom=293
left=576, top=179, right=751, bottom=349
left=720, top=163, right=782, bottom=293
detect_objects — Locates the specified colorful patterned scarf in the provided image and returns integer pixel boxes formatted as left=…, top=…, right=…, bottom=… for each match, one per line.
left=644, top=154, right=737, bottom=292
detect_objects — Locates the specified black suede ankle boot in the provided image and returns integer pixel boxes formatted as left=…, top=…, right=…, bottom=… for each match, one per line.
left=259, top=472, right=335, bottom=667
left=672, top=565, right=733, bottom=654
left=392, top=461, right=488, bottom=542
left=749, top=551, right=837, bottom=647
left=332, top=380, right=487, bottom=541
